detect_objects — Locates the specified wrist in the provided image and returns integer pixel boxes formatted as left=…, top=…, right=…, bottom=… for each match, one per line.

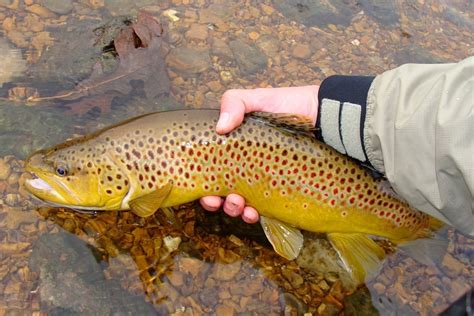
left=315, top=75, right=375, bottom=166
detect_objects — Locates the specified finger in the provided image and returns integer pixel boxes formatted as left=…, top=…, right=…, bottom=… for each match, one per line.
left=242, top=206, right=259, bottom=223
left=216, top=90, right=248, bottom=134
left=199, top=196, right=223, bottom=212
left=223, top=193, right=245, bottom=217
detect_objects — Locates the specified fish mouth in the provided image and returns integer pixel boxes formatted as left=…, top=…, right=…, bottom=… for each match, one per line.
left=26, top=177, right=54, bottom=191
left=24, top=172, right=70, bottom=205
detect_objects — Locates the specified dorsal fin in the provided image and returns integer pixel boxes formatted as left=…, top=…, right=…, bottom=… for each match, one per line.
left=247, top=112, right=317, bottom=136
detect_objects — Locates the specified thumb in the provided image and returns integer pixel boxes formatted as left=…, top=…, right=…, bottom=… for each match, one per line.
left=216, top=90, right=247, bottom=134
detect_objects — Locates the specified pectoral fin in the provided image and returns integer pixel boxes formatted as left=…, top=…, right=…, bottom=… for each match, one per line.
left=129, top=182, right=173, bottom=217
left=327, top=233, right=386, bottom=283
left=260, top=216, right=303, bottom=260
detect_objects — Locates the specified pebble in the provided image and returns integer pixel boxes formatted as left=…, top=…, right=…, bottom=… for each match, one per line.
left=213, top=261, right=241, bottom=281
left=260, top=4, right=274, bottom=15
left=372, top=282, right=386, bottom=295
left=256, top=34, right=280, bottom=56
left=0, top=0, right=15, bottom=7
left=219, top=70, right=233, bottom=82
left=166, top=46, right=211, bottom=77
left=40, top=0, right=73, bottom=14
left=248, top=31, right=260, bottom=40
left=178, top=257, right=207, bottom=277
left=0, top=158, right=11, bottom=180
left=2, top=16, right=15, bottom=32
left=281, top=268, right=304, bottom=288
left=442, top=253, right=465, bottom=276
left=5, top=193, right=19, bottom=206
left=25, top=4, right=57, bottom=18
left=199, top=7, right=230, bottom=32
left=229, top=39, right=267, bottom=75
left=168, top=271, right=184, bottom=287
left=23, top=14, right=44, bottom=32
left=185, top=23, right=208, bottom=41
left=215, top=304, right=235, bottom=316
left=291, top=43, right=312, bottom=59
left=206, top=80, right=223, bottom=92
left=211, top=38, right=234, bottom=61
left=163, top=236, right=181, bottom=252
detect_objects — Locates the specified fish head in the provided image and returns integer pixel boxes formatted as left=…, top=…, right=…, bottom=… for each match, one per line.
left=24, top=141, right=129, bottom=211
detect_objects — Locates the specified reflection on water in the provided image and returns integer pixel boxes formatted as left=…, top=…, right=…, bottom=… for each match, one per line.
left=0, top=0, right=473, bottom=314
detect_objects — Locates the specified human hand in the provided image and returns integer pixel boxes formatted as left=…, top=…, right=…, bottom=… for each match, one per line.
left=200, top=85, right=320, bottom=223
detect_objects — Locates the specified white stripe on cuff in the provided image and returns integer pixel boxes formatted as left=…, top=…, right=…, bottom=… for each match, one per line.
left=340, top=102, right=366, bottom=161
left=320, top=98, right=346, bottom=154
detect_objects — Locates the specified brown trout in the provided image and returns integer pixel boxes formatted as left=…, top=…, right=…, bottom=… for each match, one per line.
left=24, top=109, right=438, bottom=281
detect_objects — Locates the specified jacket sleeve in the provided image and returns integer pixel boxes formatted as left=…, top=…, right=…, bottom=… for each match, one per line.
left=316, top=57, right=474, bottom=236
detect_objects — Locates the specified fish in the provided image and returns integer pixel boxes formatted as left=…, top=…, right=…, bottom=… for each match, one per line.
left=24, top=109, right=441, bottom=282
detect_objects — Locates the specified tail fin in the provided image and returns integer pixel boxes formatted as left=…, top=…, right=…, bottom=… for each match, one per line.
left=398, top=226, right=449, bottom=267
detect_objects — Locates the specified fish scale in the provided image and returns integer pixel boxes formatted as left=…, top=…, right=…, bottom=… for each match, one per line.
left=25, top=109, right=439, bottom=282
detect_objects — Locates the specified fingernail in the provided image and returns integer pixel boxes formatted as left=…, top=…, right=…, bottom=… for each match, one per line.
left=216, top=112, right=229, bottom=131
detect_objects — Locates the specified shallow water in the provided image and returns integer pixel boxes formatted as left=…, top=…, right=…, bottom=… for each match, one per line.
left=0, top=0, right=473, bottom=314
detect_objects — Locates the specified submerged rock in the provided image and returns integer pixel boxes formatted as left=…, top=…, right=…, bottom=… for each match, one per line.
left=229, top=39, right=267, bottom=75
left=40, top=0, right=73, bottom=15
left=29, top=230, right=156, bottom=315
left=391, top=45, right=452, bottom=65
left=272, top=0, right=358, bottom=28
left=166, top=46, right=211, bottom=77
left=357, top=0, right=400, bottom=26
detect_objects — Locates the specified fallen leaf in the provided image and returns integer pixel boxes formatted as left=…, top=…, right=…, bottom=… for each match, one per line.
left=35, top=12, right=170, bottom=116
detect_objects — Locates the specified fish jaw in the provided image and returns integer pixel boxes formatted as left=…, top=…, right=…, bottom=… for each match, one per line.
left=24, top=168, right=81, bottom=206
left=24, top=152, right=115, bottom=210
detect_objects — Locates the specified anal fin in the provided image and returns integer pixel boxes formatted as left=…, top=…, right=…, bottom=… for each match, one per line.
left=327, top=233, right=386, bottom=283
left=260, top=216, right=304, bottom=260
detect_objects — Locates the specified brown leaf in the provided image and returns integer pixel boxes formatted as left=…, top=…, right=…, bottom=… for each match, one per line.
left=43, top=12, right=170, bottom=116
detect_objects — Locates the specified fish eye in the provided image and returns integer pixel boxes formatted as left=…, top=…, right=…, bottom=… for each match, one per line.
left=56, top=166, right=68, bottom=177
